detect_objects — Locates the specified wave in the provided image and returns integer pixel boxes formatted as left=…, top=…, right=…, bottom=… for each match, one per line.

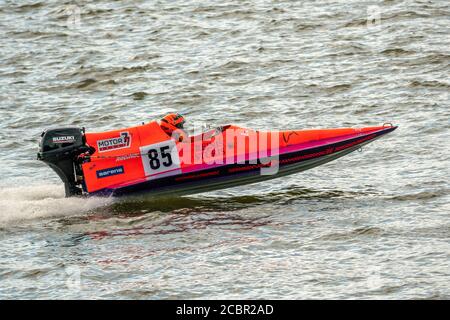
left=381, top=48, right=415, bottom=56
left=408, top=80, right=450, bottom=89
left=0, top=184, right=112, bottom=226
left=389, top=190, right=449, bottom=201
left=317, top=226, right=385, bottom=241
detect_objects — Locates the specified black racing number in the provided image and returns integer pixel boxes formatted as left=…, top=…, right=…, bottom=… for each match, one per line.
left=147, top=146, right=173, bottom=170
left=148, top=149, right=160, bottom=170
left=160, top=145, right=173, bottom=167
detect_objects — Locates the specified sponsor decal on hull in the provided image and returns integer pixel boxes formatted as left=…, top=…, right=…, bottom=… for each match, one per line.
left=97, top=132, right=131, bottom=153
left=96, top=166, right=125, bottom=179
left=116, top=153, right=141, bottom=162
left=52, top=136, right=76, bottom=144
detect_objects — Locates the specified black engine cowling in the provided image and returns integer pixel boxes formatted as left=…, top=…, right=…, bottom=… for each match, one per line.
left=37, top=127, right=92, bottom=197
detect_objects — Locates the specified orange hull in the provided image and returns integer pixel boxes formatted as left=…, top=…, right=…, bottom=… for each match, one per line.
left=77, top=122, right=397, bottom=197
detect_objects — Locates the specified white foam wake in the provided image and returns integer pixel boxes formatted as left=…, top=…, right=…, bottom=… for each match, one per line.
left=0, top=184, right=113, bottom=225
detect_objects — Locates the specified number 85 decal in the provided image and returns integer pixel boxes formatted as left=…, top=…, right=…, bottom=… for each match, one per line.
left=147, top=146, right=172, bottom=170
left=140, top=140, right=181, bottom=177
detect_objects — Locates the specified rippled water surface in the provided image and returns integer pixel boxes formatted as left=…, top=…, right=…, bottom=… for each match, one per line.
left=0, top=0, right=449, bottom=299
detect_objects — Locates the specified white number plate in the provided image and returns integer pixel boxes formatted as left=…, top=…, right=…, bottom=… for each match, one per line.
left=140, top=140, right=181, bottom=179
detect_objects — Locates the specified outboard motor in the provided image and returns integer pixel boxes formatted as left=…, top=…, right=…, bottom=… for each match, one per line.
left=37, top=127, right=93, bottom=197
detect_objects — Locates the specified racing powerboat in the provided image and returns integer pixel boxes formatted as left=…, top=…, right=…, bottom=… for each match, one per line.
left=37, top=121, right=397, bottom=197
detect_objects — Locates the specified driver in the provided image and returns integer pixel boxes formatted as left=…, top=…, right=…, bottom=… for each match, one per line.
left=159, top=113, right=188, bottom=142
